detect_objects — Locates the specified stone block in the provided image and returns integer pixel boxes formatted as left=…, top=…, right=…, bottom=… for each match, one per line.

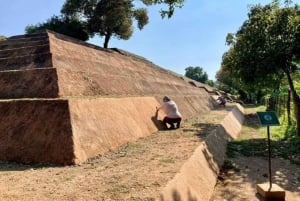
left=256, top=183, right=285, bottom=200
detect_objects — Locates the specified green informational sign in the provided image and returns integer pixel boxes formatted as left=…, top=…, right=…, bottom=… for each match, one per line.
left=257, top=111, right=280, bottom=126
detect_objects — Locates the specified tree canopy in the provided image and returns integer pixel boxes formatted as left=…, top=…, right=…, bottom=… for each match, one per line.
left=215, top=62, right=235, bottom=93
left=26, top=0, right=185, bottom=48
left=61, top=0, right=149, bottom=48
left=141, top=0, right=184, bottom=18
left=221, top=0, right=300, bottom=135
left=184, top=66, right=209, bottom=84
left=224, top=1, right=300, bottom=87
left=26, top=15, right=89, bottom=41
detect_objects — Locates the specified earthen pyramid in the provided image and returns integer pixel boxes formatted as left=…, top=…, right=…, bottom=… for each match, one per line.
left=0, top=30, right=214, bottom=165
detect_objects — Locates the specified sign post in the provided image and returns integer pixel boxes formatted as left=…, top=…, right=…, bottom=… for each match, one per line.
left=256, top=111, right=285, bottom=200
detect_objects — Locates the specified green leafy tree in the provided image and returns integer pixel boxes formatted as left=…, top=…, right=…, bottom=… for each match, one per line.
left=25, top=15, right=89, bottom=41
left=205, top=79, right=215, bottom=87
left=61, top=0, right=149, bottom=48
left=223, top=1, right=300, bottom=135
left=220, top=47, right=267, bottom=103
left=62, top=0, right=184, bottom=48
left=184, top=66, right=209, bottom=84
left=142, top=0, right=184, bottom=18
left=215, top=63, right=235, bottom=93
left=25, top=0, right=184, bottom=48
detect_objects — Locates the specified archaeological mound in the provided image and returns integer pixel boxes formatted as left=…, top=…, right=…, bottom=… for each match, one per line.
left=0, top=30, right=215, bottom=165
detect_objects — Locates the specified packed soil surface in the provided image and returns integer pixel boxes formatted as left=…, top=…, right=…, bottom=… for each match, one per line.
left=0, top=105, right=299, bottom=201
left=0, top=107, right=229, bottom=201
left=210, top=107, right=300, bottom=201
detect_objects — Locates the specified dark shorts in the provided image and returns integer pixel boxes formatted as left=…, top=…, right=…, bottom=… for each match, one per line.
left=163, top=117, right=182, bottom=123
left=163, top=117, right=182, bottom=129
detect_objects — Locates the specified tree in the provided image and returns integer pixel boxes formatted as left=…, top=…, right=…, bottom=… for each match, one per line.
left=205, top=79, right=215, bottom=87
left=25, top=15, right=89, bottom=41
left=25, top=0, right=184, bottom=48
left=220, top=46, right=268, bottom=103
left=61, top=0, right=149, bottom=48
left=223, top=1, right=300, bottom=135
left=184, top=66, right=209, bottom=84
left=141, top=0, right=184, bottom=18
left=60, top=0, right=185, bottom=48
left=215, top=63, right=235, bottom=94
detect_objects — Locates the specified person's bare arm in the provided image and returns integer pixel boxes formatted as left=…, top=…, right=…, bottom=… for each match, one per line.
left=156, top=104, right=164, bottom=112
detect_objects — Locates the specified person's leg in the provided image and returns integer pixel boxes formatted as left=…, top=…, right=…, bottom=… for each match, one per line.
left=169, top=123, right=175, bottom=129
left=163, top=117, right=175, bottom=129
left=176, top=118, right=182, bottom=128
left=167, top=118, right=180, bottom=129
left=162, top=117, right=169, bottom=129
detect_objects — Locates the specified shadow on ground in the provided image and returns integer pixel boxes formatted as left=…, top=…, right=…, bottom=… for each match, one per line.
left=0, top=160, right=60, bottom=171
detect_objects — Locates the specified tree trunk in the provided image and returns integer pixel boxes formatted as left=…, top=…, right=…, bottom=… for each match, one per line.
left=293, top=93, right=300, bottom=136
left=103, top=33, right=111, bottom=48
left=285, top=70, right=300, bottom=136
left=287, top=90, right=291, bottom=125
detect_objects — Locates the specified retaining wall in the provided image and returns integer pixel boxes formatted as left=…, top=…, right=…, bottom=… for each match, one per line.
left=159, top=104, right=244, bottom=201
left=0, top=95, right=212, bottom=165
left=0, top=30, right=216, bottom=165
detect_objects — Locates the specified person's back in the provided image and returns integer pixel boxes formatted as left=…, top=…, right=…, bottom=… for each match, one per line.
left=156, top=96, right=182, bottom=129
left=163, top=100, right=182, bottom=118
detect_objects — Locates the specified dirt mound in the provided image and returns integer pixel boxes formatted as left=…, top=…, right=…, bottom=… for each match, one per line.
left=0, top=31, right=249, bottom=201
left=0, top=105, right=242, bottom=201
left=0, top=30, right=215, bottom=165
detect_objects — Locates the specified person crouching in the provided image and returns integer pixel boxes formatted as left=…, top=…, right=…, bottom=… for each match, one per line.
left=156, top=96, right=182, bottom=129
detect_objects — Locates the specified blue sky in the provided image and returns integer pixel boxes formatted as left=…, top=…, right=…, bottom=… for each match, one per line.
left=0, top=0, right=289, bottom=80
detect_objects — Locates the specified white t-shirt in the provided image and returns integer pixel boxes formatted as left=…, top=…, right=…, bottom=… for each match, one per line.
left=162, top=100, right=182, bottom=118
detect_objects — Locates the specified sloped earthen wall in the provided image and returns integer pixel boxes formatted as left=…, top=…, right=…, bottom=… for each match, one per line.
left=0, top=30, right=216, bottom=165
left=69, top=95, right=212, bottom=163
left=48, top=32, right=205, bottom=97
left=0, top=99, right=75, bottom=165
left=0, top=94, right=212, bottom=165
left=159, top=104, right=244, bottom=201
left=0, top=68, right=59, bottom=99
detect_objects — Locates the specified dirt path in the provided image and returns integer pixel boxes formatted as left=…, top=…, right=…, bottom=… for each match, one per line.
left=1, top=106, right=299, bottom=201
left=210, top=109, right=300, bottom=201
left=0, top=108, right=230, bottom=201
left=210, top=156, right=300, bottom=201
